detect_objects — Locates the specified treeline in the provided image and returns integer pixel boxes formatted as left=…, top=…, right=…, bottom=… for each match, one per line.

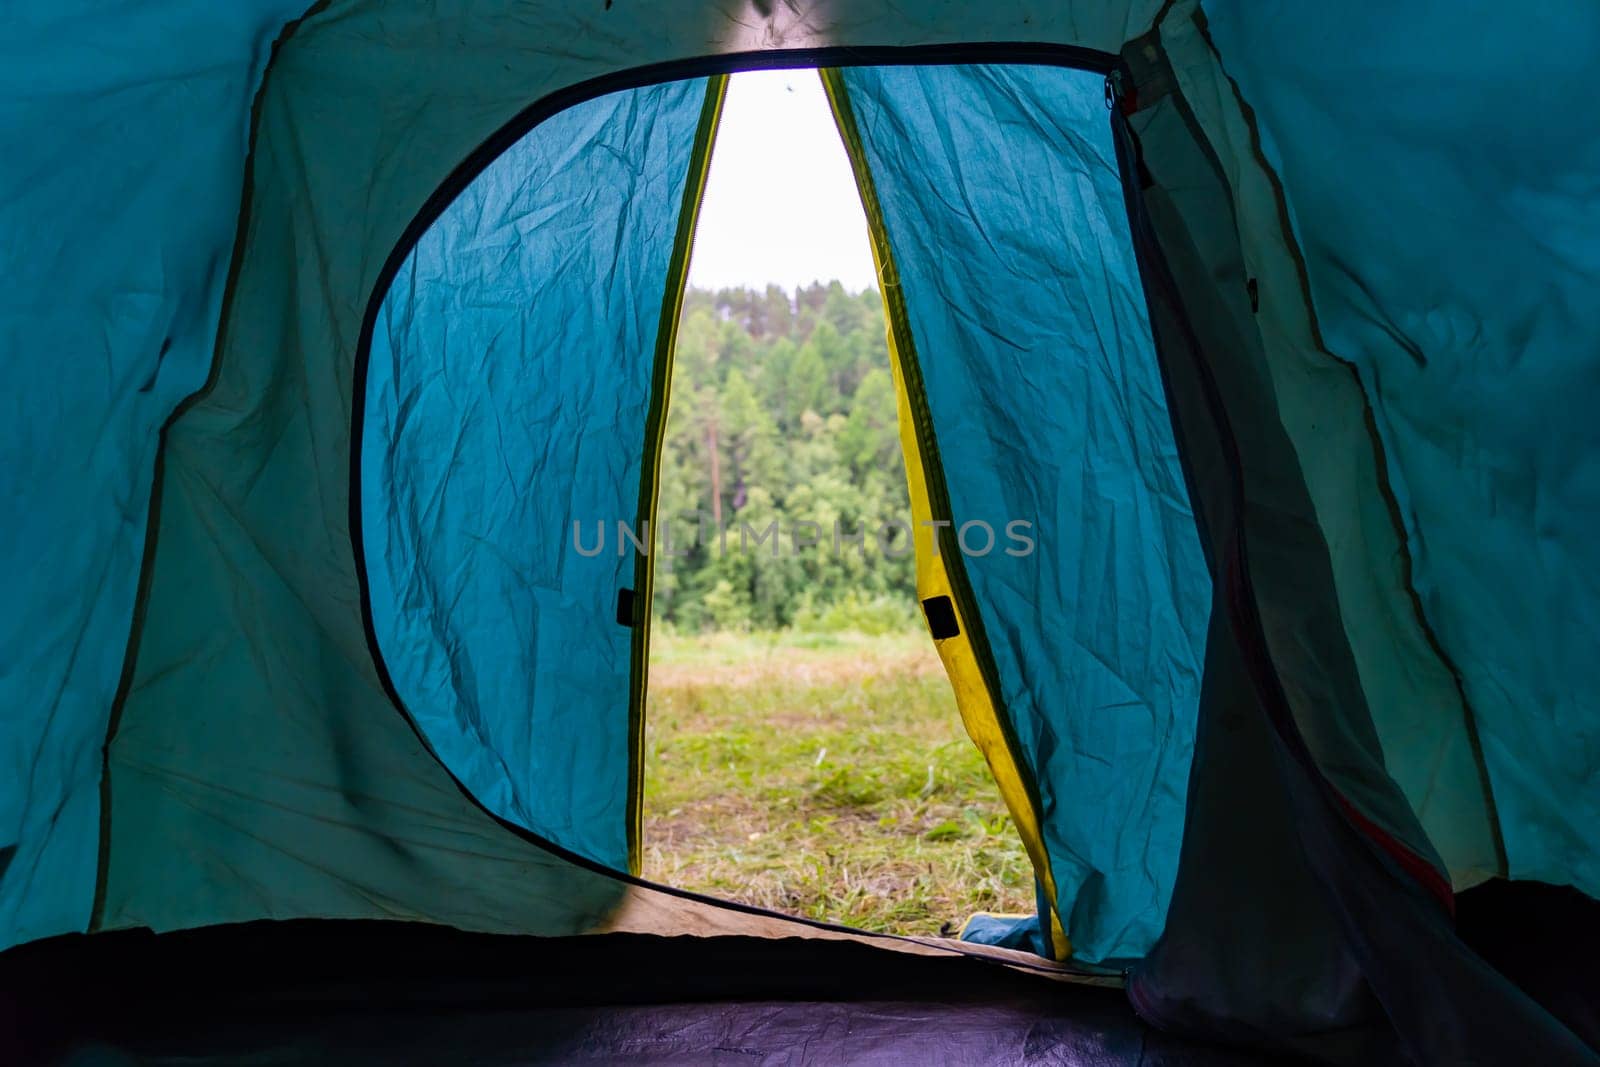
left=653, top=282, right=918, bottom=632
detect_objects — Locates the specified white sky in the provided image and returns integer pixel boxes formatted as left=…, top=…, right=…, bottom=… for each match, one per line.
left=686, top=69, right=878, bottom=294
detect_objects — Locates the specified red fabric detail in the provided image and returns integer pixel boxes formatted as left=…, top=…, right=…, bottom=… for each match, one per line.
left=1334, top=792, right=1456, bottom=917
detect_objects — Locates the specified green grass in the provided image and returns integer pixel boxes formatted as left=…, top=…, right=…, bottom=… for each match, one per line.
left=643, top=628, right=1034, bottom=936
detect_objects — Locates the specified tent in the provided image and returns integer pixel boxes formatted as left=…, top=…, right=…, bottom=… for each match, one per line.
left=3, top=2, right=1597, bottom=1063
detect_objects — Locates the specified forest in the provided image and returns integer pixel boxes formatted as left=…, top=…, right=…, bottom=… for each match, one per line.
left=652, top=282, right=919, bottom=634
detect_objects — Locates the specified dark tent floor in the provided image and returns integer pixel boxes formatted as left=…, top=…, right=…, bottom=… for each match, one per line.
left=2, top=922, right=1270, bottom=1066
left=3, top=881, right=1592, bottom=1065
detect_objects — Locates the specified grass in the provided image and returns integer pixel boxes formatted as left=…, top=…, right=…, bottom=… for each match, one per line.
left=642, top=628, right=1034, bottom=936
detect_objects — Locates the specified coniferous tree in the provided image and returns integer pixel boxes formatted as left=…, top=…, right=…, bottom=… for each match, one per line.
left=653, top=284, right=919, bottom=632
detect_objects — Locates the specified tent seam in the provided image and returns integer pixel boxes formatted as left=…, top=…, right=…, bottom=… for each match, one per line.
left=1187, top=6, right=1508, bottom=881
left=89, top=0, right=334, bottom=935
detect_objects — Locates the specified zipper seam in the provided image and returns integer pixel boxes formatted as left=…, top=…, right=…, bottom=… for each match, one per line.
left=821, top=66, right=1074, bottom=960
left=626, top=75, right=729, bottom=875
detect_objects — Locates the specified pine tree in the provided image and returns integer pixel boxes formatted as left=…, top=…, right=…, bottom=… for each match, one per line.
left=654, top=284, right=917, bottom=632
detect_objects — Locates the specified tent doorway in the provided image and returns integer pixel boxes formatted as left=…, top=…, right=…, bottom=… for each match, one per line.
left=640, top=70, right=1033, bottom=935
left=354, top=53, right=1208, bottom=963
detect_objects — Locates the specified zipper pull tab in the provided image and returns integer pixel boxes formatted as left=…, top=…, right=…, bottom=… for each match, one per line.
left=1104, top=69, right=1124, bottom=111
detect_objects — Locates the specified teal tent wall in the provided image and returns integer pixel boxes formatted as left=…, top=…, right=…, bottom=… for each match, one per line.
left=0, top=1, right=305, bottom=951
left=363, top=78, right=716, bottom=870
left=1203, top=0, right=1600, bottom=899
left=834, top=63, right=1210, bottom=961
left=1, top=0, right=1164, bottom=954
left=2, top=14, right=1595, bottom=1047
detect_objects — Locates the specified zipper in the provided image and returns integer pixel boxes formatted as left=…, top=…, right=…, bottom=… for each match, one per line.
left=1104, top=68, right=1125, bottom=111
left=625, top=75, right=729, bottom=874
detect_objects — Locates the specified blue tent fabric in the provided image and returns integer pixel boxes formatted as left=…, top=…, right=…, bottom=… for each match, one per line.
left=362, top=78, right=714, bottom=870
left=1204, top=1, right=1600, bottom=901
left=0, top=4, right=1596, bottom=1058
left=0, top=2, right=305, bottom=951
left=835, top=64, right=1211, bottom=961
left=959, top=912, right=1051, bottom=955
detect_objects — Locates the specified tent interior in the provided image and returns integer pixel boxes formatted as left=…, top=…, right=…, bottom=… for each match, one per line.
left=3, top=3, right=1599, bottom=1065
left=357, top=58, right=1207, bottom=962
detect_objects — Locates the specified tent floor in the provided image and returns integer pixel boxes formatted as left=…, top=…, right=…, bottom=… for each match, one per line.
left=2, top=879, right=1590, bottom=1064
left=2, top=920, right=1279, bottom=1066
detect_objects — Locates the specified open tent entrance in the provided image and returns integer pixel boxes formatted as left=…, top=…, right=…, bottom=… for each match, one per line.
left=641, top=70, right=1034, bottom=935
left=360, top=57, right=1209, bottom=964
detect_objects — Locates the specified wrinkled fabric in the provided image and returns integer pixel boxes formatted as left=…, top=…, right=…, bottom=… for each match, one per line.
left=1153, top=8, right=1500, bottom=890
left=363, top=79, right=712, bottom=869
left=0, top=1, right=307, bottom=951
left=75, top=0, right=1161, bottom=951
left=837, top=64, right=1211, bottom=961
left=2, top=15, right=1592, bottom=1060
left=959, top=912, right=1048, bottom=955
left=1204, top=0, right=1600, bottom=899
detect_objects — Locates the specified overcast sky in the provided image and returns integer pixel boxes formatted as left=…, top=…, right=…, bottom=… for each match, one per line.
left=687, top=69, right=878, bottom=293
